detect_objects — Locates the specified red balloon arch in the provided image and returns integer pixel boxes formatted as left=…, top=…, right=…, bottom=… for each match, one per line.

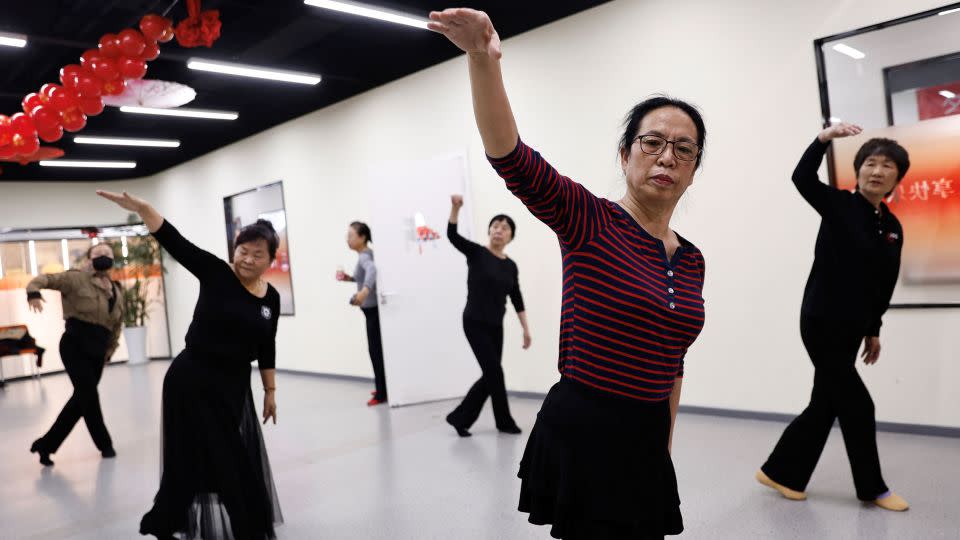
left=0, top=2, right=222, bottom=162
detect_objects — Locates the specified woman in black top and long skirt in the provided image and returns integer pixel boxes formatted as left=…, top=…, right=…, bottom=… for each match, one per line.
left=756, top=122, right=910, bottom=512
left=97, top=190, right=284, bottom=539
left=445, top=194, right=531, bottom=437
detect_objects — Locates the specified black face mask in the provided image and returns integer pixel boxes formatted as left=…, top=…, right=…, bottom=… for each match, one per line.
left=92, top=256, right=114, bottom=271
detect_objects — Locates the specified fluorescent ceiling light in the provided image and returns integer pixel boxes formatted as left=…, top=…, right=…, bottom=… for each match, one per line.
left=304, top=0, right=429, bottom=29
left=39, top=160, right=137, bottom=169
left=939, top=90, right=956, bottom=99
left=831, top=43, right=865, bottom=60
left=119, top=105, right=238, bottom=120
left=0, top=32, right=27, bottom=48
left=188, top=58, right=322, bottom=85
left=75, top=136, right=181, bottom=148
left=938, top=7, right=960, bottom=15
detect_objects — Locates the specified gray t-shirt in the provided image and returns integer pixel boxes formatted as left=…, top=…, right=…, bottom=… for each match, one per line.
left=353, top=249, right=378, bottom=309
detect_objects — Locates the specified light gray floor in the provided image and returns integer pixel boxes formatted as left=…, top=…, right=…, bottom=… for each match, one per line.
left=1, top=360, right=958, bottom=540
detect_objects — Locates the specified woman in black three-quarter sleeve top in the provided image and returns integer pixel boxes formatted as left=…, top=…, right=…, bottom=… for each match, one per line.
left=445, top=194, right=531, bottom=437
left=98, top=190, right=284, bottom=539
left=757, top=122, right=911, bottom=512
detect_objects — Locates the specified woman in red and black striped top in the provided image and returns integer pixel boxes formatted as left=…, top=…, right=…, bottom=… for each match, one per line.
left=430, top=8, right=706, bottom=538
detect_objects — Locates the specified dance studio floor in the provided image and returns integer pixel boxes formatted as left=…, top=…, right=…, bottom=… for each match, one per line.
left=2, top=360, right=958, bottom=539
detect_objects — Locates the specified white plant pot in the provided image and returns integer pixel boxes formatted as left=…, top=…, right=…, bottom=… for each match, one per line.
left=123, top=326, right=149, bottom=366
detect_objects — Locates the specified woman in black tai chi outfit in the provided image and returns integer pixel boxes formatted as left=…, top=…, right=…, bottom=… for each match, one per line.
left=756, top=122, right=910, bottom=512
left=445, top=194, right=531, bottom=437
left=98, top=190, right=284, bottom=539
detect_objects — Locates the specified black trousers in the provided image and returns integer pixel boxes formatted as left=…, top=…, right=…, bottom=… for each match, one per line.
left=362, top=307, right=387, bottom=401
left=761, top=317, right=888, bottom=500
left=447, top=317, right=517, bottom=430
left=37, top=328, right=114, bottom=453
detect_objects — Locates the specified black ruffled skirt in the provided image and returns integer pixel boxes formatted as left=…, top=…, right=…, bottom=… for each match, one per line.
left=140, top=350, right=282, bottom=539
left=518, top=378, right=682, bottom=539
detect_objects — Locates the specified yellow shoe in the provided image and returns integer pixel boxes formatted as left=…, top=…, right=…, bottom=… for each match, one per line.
left=755, top=470, right=807, bottom=501
left=873, top=492, right=909, bottom=511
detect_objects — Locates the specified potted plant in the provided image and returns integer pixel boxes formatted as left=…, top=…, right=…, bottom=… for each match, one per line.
left=111, top=224, right=163, bottom=365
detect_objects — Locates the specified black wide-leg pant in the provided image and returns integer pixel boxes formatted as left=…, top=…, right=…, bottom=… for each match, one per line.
left=362, top=307, right=388, bottom=401
left=36, top=327, right=114, bottom=454
left=447, top=317, right=517, bottom=430
left=761, top=317, right=888, bottom=500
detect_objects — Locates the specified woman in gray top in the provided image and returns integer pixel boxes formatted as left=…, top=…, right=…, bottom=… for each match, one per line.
left=337, top=221, right=387, bottom=406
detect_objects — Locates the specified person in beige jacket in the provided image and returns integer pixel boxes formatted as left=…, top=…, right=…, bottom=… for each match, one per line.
left=27, top=242, right=124, bottom=467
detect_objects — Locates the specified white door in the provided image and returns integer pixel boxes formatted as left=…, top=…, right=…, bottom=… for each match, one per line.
left=367, top=153, right=479, bottom=407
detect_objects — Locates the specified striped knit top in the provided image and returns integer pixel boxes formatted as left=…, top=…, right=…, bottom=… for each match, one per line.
left=488, top=139, right=706, bottom=401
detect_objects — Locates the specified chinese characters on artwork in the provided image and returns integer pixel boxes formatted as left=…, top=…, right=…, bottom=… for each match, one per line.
left=886, top=178, right=956, bottom=203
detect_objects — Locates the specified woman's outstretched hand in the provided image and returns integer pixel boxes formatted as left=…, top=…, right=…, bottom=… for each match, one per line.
left=96, top=190, right=148, bottom=212
left=817, top=122, right=862, bottom=143
left=428, top=8, right=501, bottom=59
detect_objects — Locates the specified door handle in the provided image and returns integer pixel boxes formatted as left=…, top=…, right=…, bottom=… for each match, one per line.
left=380, top=292, right=398, bottom=305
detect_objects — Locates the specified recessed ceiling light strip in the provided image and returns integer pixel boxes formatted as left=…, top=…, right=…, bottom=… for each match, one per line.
left=187, top=59, right=322, bottom=85
left=304, top=0, right=429, bottom=29
left=119, top=106, right=238, bottom=120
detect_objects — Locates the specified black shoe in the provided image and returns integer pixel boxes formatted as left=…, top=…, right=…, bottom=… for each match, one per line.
left=445, top=414, right=471, bottom=437
left=101, top=448, right=117, bottom=459
left=498, top=425, right=523, bottom=435
left=30, top=439, right=54, bottom=467
left=139, top=511, right=176, bottom=539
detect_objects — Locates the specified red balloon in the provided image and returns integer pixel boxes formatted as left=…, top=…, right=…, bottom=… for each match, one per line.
left=22, top=92, right=46, bottom=114
left=60, top=64, right=84, bottom=88
left=77, top=96, right=105, bottom=116
left=10, top=113, right=37, bottom=137
left=118, top=29, right=146, bottom=58
left=0, top=144, right=16, bottom=159
left=76, top=72, right=103, bottom=98
left=38, top=125, right=64, bottom=143
left=40, top=83, right=60, bottom=97
left=141, top=40, right=160, bottom=61
left=159, top=26, right=175, bottom=43
left=99, top=34, right=122, bottom=58
left=119, top=57, right=147, bottom=79
left=61, top=108, right=87, bottom=132
left=0, top=115, right=12, bottom=146
left=140, top=14, right=169, bottom=42
left=101, top=78, right=126, bottom=96
left=43, top=85, right=78, bottom=112
left=11, top=132, right=40, bottom=156
left=29, top=105, right=62, bottom=132
left=80, top=49, right=100, bottom=67
left=91, top=58, right=119, bottom=81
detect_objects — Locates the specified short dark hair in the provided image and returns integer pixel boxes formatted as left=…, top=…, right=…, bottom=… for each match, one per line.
left=236, top=219, right=279, bottom=261
left=488, top=214, right=516, bottom=239
left=853, top=138, right=910, bottom=190
left=619, top=95, right=707, bottom=168
left=350, top=221, right=372, bottom=244
left=87, top=243, right=114, bottom=259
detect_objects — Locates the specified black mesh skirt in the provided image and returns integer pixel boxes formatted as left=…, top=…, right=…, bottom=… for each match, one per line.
left=140, top=350, right=283, bottom=539
left=518, top=378, right=683, bottom=539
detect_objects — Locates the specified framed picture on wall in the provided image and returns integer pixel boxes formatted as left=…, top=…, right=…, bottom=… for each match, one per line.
left=223, top=182, right=296, bottom=315
left=814, top=4, right=960, bottom=307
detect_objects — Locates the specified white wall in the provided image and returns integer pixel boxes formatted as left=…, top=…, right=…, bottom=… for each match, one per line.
left=2, top=0, right=956, bottom=428
left=0, top=179, right=159, bottom=229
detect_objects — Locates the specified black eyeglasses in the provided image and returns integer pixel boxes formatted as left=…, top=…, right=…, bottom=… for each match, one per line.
left=633, top=134, right=701, bottom=162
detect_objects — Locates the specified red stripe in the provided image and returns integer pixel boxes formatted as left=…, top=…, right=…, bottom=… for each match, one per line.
left=569, top=347, right=678, bottom=377
left=564, top=367, right=671, bottom=400
left=572, top=325, right=681, bottom=368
